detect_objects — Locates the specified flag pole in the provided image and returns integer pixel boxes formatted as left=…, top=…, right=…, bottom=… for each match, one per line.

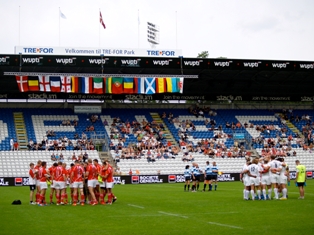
left=138, top=9, right=140, bottom=48
left=19, top=6, right=21, bottom=46
left=176, top=11, right=178, bottom=49
left=59, top=7, right=60, bottom=46
left=99, top=9, right=101, bottom=47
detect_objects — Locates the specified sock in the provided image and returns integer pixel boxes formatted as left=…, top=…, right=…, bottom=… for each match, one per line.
left=257, top=190, right=261, bottom=199
left=274, top=188, right=278, bottom=199
left=209, top=184, right=212, bottom=190
left=197, top=184, right=199, bottom=190
left=250, top=190, right=255, bottom=200
left=56, top=194, right=61, bottom=204
left=245, top=190, right=250, bottom=199
left=108, top=193, right=113, bottom=203
left=80, top=194, right=85, bottom=203
left=65, top=193, right=68, bottom=203
left=36, top=192, right=40, bottom=202
left=39, top=194, right=44, bottom=204
left=73, top=194, right=78, bottom=203
left=192, top=185, right=195, bottom=191
left=268, top=189, right=272, bottom=199
left=100, top=193, right=104, bottom=203
left=184, top=185, right=186, bottom=191
left=282, top=188, right=287, bottom=198
left=214, top=184, right=217, bottom=190
left=203, top=184, right=206, bottom=190
left=61, top=194, right=65, bottom=203
left=187, top=185, right=190, bottom=191
left=243, top=189, right=246, bottom=199
left=262, top=189, right=266, bottom=199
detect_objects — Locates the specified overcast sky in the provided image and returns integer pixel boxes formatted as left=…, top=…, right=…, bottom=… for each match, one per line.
left=1, top=0, right=314, bottom=60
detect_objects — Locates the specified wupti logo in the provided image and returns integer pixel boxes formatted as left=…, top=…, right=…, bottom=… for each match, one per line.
left=132, top=176, right=139, bottom=184
left=15, top=177, right=23, bottom=186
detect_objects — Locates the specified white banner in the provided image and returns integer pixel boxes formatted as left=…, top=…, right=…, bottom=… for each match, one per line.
left=14, top=46, right=182, bottom=57
left=74, top=106, right=101, bottom=113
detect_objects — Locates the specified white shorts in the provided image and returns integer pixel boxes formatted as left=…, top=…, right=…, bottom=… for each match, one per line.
left=279, top=176, right=287, bottom=185
left=54, top=181, right=66, bottom=189
left=87, top=179, right=98, bottom=188
left=105, top=182, right=114, bottom=189
left=243, top=177, right=250, bottom=187
left=261, top=175, right=271, bottom=185
left=39, top=182, right=48, bottom=190
left=100, top=182, right=106, bottom=188
left=36, top=180, right=41, bottom=187
left=50, top=182, right=55, bottom=189
left=69, top=183, right=74, bottom=188
left=73, top=181, right=84, bottom=189
left=270, top=174, right=280, bottom=184
left=249, top=177, right=260, bottom=186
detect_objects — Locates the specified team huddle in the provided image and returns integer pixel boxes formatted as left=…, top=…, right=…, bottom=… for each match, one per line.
left=241, top=155, right=307, bottom=200
left=184, top=161, right=219, bottom=192
left=28, top=158, right=117, bottom=206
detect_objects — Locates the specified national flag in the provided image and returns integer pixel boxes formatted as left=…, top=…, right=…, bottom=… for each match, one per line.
left=134, top=77, right=145, bottom=94
left=105, top=77, right=112, bottom=93
left=60, top=9, right=66, bottom=19
left=15, top=76, right=29, bottom=92
left=28, top=77, right=39, bottom=91
left=50, top=76, right=61, bottom=92
left=38, top=76, right=50, bottom=92
left=156, top=77, right=167, bottom=93
left=144, top=77, right=155, bottom=94
left=123, top=77, right=134, bottom=94
left=93, top=77, right=104, bottom=94
left=112, top=77, right=123, bottom=94
left=166, top=77, right=178, bottom=93
left=80, top=77, right=93, bottom=94
left=178, top=77, right=184, bottom=93
left=71, top=76, right=79, bottom=93
left=100, top=11, right=106, bottom=29
left=61, top=76, right=71, bottom=93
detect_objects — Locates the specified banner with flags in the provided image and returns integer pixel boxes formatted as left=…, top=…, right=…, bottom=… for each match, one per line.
left=15, top=75, right=184, bottom=95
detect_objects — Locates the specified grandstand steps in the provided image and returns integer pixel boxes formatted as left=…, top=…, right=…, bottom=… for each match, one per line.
left=276, top=113, right=304, bottom=138
left=150, top=112, right=177, bottom=146
left=99, top=151, right=116, bottom=168
left=13, top=112, right=28, bottom=150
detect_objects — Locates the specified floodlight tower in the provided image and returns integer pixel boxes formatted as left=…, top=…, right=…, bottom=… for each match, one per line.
left=147, top=22, right=160, bottom=48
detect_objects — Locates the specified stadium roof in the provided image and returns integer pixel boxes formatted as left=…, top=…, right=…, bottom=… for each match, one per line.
left=1, top=54, right=314, bottom=101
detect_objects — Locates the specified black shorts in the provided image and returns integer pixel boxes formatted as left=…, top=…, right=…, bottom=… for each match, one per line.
left=210, top=175, right=218, bottom=180
left=205, top=175, right=211, bottom=181
left=297, top=182, right=305, bottom=187
left=29, top=185, right=36, bottom=191
left=185, top=176, right=191, bottom=181
left=193, top=175, right=200, bottom=181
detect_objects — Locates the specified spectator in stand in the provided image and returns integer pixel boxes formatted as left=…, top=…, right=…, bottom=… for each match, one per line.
left=82, top=132, right=87, bottom=140
left=72, top=152, right=77, bottom=161
left=83, top=152, right=88, bottom=162
left=51, top=152, right=56, bottom=161
left=61, top=120, right=67, bottom=126
left=10, top=138, right=14, bottom=151
left=199, top=109, right=204, bottom=118
left=89, top=125, right=95, bottom=132
left=73, top=119, right=78, bottom=127
left=60, top=152, right=64, bottom=162
left=114, top=150, right=121, bottom=163
left=161, top=112, right=167, bottom=119
left=103, top=119, right=108, bottom=126
left=74, top=133, right=79, bottom=139
left=28, top=139, right=34, bottom=150
left=13, top=141, right=19, bottom=151
left=66, top=119, right=71, bottom=126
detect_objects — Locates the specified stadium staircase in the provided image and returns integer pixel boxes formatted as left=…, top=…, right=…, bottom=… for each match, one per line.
left=13, top=112, right=28, bottom=150
left=276, top=113, right=304, bottom=138
left=150, top=112, right=177, bottom=146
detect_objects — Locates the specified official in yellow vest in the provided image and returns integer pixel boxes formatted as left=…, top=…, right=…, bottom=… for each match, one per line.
left=295, top=160, right=306, bottom=199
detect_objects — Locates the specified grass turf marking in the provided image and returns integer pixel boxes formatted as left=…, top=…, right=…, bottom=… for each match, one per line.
left=158, top=211, right=188, bottom=219
left=128, top=204, right=145, bottom=209
left=208, top=221, right=243, bottom=229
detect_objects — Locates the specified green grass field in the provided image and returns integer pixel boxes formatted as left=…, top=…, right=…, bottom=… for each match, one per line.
left=0, top=181, right=313, bottom=235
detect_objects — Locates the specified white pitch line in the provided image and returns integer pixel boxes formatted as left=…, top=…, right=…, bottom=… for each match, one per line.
left=208, top=222, right=243, bottom=229
left=158, top=211, right=188, bottom=219
left=128, top=204, right=145, bottom=209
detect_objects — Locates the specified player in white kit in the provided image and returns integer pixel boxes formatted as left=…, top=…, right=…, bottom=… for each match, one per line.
left=269, top=155, right=282, bottom=199
left=240, top=159, right=251, bottom=200
left=247, top=158, right=261, bottom=200
left=278, top=157, right=289, bottom=200
left=261, top=158, right=272, bottom=200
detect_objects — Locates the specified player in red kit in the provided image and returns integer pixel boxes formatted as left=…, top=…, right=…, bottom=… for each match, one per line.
left=34, top=160, right=42, bottom=203
left=68, top=163, right=75, bottom=204
left=37, top=161, right=50, bottom=206
left=28, top=163, right=37, bottom=205
left=85, top=158, right=98, bottom=205
left=100, top=161, right=116, bottom=205
left=93, top=159, right=101, bottom=203
left=71, top=160, right=86, bottom=206
left=53, top=162, right=67, bottom=205
left=48, top=163, right=57, bottom=204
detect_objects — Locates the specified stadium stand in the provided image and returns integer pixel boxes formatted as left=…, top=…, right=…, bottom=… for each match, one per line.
left=0, top=108, right=313, bottom=177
